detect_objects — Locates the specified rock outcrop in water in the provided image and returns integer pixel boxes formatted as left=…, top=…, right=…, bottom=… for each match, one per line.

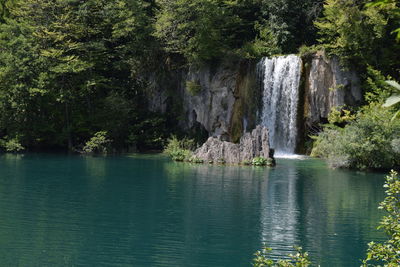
left=193, top=125, right=274, bottom=165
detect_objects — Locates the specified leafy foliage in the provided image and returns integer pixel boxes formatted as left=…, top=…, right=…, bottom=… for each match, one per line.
left=383, top=80, right=400, bottom=120
left=239, top=23, right=282, bottom=59
left=251, top=156, right=275, bottom=166
left=311, top=104, right=400, bottom=170
left=163, top=136, right=195, bottom=161
left=154, top=0, right=323, bottom=62
left=362, top=170, right=400, bottom=266
left=364, top=66, right=395, bottom=104
left=253, top=246, right=311, bottom=267
left=327, top=106, right=356, bottom=125
left=154, top=0, right=238, bottom=62
left=253, top=171, right=400, bottom=266
left=0, top=0, right=160, bottom=151
left=260, top=0, right=324, bottom=53
left=315, top=0, right=399, bottom=70
left=0, top=136, right=24, bottom=152
left=187, top=156, right=204, bottom=164
left=82, top=131, right=111, bottom=154
left=0, top=0, right=399, bottom=154
left=368, top=0, right=400, bottom=41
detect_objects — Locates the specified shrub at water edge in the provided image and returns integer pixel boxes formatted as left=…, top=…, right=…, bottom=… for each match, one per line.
left=163, top=136, right=195, bottom=162
left=82, top=131, right=112, bottom=155
left=311, top=103, right=400, bottom=170
left=0, top=137, right=24, bottom=153
left=362, top=170, right=400, bottom=266
left=252, top=157, right=275, bottom=167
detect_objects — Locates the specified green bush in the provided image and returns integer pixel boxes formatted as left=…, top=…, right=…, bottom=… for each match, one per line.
left=82, top=131, right=111, bottom=155
left=252, top=157, right=268, bottom=166
left=383, top=80, right=400, bottom=121
left=186, top=81, right=202, bottom=96
left=362, top=170, right=400, bottom=266
left=164, top=136, right=195, bottom=162
left=314, top=0, right=396, bottom=68
left=251, top=157, right=275, bottom=167
left=0, top=137, right=24, bottom=152
left=298, top=45, right=321, bottom=58
left=327, top=106, right=356, bottom=125
left=239, top=24, right=281, bottom=59
left=311, top=104, right=400, bottom=170
left=188, top=156, right=204, bottom=164
left=364, top=67, right=394, bottom=104
left=253, top=171, right=400, bottom=266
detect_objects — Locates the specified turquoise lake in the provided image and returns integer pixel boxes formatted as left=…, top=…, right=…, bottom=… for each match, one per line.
left=0, top=153, right=386, bottom=266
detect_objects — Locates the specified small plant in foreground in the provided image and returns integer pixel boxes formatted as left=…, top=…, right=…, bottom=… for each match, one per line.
left=252, top=171, right=400, bottom=266
left=253, top=246, right=311, bottom=267
left=362, top=170, right=400, bottom=266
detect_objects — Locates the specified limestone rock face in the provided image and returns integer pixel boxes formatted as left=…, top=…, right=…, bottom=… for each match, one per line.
left=193, top=125, right=273, bottom=164
left=305, top=51, right=362, bottom=124
left=146, top=59, right=259, bottom=141
left=147, top=52, right=363, bottom=152
left=184, top=63, right=237, bottom=137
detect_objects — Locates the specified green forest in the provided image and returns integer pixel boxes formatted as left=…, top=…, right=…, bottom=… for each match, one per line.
left=0, top=0, right=399, bottom=170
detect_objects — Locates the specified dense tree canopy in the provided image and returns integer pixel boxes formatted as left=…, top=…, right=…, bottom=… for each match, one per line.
left=0, top=0, right=161, bottom=151
left=0, top=0, right=399, bottom=153
left=315, top=0, right=400, bottom=73
left=154, top=0, right=325, bottom=62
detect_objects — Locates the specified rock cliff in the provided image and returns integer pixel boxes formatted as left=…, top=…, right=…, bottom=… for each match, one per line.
left=147, top=59, right=259, bottom=141
left=193, top=125, right=273, bottom=164
left=147, top=52, right=363, bottom=153
left=303, top=51, right=362, bottom=126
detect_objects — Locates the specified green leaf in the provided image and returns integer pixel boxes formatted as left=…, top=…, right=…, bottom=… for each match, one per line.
left=391, top=110, right=400, bottom=122
left=383, top=94, right=400, bottom=107
left=385, top=80, right=400, bottom=91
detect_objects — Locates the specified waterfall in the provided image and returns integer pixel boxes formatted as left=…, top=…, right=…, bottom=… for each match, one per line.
left=258, top=55, right=302, bottom=155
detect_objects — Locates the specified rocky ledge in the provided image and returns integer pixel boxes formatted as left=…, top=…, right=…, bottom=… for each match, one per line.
left=193, top=125, right=275, bottom=166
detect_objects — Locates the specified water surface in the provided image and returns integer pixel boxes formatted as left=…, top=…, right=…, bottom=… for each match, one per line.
left=0, top=154, right=385, bottom=266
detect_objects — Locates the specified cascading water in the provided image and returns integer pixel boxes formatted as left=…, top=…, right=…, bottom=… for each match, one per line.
left=258, top=55, right=302, bottom=155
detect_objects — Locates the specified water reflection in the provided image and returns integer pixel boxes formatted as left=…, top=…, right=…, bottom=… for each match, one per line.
left=257, top=159, right=385, bottom=266
left=259, top=165, right=299, bottom=254
left=0, top=154, right=386, bottom=267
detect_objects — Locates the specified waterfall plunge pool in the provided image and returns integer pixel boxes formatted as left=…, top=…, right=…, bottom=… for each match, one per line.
left=0, top=153, right=386, bottom=266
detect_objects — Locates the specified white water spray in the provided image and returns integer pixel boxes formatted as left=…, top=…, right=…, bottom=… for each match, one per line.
left=258, top=55, right=302, bottom=155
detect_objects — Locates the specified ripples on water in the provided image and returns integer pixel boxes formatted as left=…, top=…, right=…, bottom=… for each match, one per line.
left=0, top=153, right=385, bottom=266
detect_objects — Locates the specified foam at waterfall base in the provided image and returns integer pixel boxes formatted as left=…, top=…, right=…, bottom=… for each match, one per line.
left=274, top=152, right=308, bottom=160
